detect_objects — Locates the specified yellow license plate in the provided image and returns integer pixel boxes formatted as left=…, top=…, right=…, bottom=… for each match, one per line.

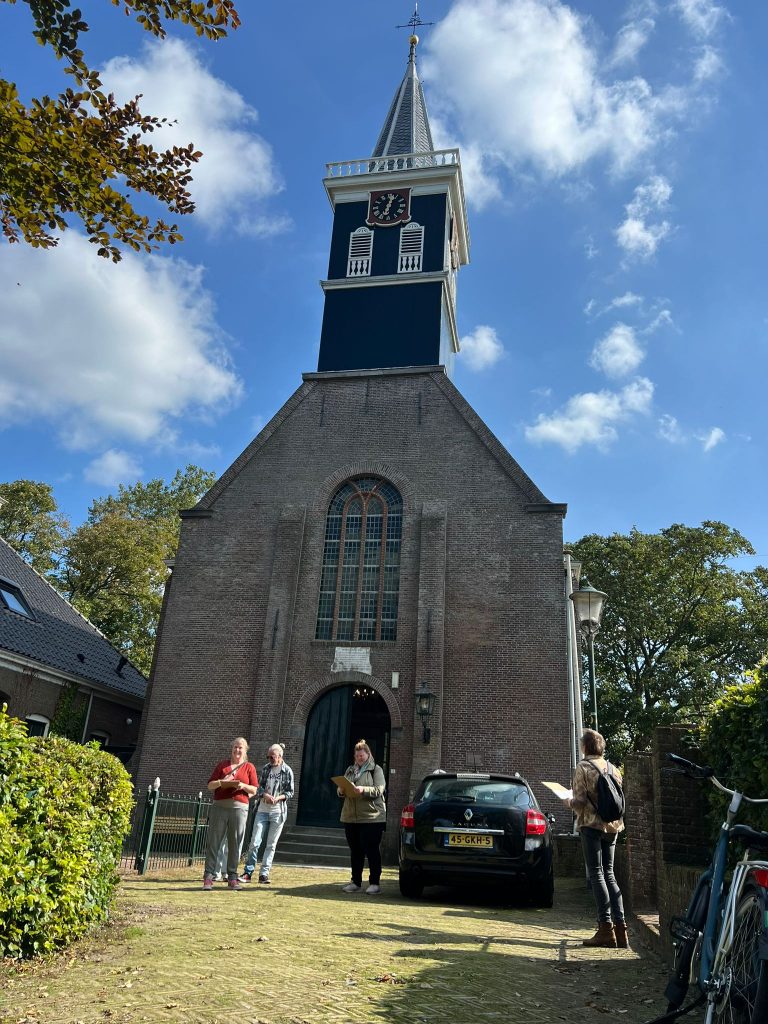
left=447, top=833, right=494, bottom=848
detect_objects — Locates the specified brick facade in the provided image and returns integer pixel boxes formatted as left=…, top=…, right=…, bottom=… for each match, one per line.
left=135, top=366, right=572, bottom=856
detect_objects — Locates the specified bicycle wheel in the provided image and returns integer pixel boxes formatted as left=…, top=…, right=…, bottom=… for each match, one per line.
left=665, top=881, right=709, bottom=1011
left=712, top=886, right=767, bottom=1024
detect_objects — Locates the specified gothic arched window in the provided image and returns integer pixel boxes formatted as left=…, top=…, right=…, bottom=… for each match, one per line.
left=316, top=477, right=402, bottom=642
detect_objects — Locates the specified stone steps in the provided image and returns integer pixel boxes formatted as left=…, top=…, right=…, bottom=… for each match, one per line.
left=274, top=824, right=349, bottom=868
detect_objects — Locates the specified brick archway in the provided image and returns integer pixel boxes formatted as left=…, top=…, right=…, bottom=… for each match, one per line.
left=289, top=672, right=403, bottom=738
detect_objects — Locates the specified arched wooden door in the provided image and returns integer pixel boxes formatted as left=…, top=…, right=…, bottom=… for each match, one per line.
left=297, top=684, right=390, bottom=828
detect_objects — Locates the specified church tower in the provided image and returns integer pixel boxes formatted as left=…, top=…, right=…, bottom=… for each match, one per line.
left=135, top=34, right=573, bottom=859
left=318, top=35, right=468, bottom=375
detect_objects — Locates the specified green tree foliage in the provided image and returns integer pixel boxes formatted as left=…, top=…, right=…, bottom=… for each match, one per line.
left=0, top=466, right=215, bottom=674
left=56, top=466, right=216, bottom=673
left=0, top=479, right=69, bottom=573
left=699, top=663, right=768, bottom=833
left=0, top=706, right=133, bottom=958
left=570, top=522, right=768, bottom=762
left=1, top=0, right=240, bottom=260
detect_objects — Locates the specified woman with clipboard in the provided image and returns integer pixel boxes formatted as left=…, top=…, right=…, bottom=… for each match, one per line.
left=336, top=739, right=386, bottom=895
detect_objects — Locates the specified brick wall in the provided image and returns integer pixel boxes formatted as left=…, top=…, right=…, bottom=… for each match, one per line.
left=136, top=367, right=572, bottom=861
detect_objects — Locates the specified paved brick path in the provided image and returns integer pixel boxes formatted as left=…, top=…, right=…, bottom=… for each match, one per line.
left=0, top=869, right=670, bottom=1023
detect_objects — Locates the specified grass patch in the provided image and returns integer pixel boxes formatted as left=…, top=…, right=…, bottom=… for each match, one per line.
left=0, top=866, right=669, bottom=1023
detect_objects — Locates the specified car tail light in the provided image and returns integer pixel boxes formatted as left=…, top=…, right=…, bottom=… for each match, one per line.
left=400, top=804, right=415, bottom=829
left=752, top=868, right=768, bottom=889
left=525, top=809, right=547, bottom=836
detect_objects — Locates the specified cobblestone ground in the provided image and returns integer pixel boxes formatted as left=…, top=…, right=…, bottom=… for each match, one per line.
left=0, top=868, right=671, bottom=1024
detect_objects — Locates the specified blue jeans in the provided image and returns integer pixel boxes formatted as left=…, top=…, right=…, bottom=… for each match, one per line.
left=580, top=826, right=625, bottom=924
left=243, top=811, right=285, bottom=877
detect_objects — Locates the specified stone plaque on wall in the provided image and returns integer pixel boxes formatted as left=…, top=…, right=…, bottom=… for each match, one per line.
left=331, top=647, right=372, bottom=674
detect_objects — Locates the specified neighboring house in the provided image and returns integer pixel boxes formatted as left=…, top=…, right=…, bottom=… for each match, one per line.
left=0, top=537, right=146, bottom=763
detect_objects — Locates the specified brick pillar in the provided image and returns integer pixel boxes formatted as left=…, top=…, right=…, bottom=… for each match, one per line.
left=622, top=752, right=656, bottom=910
left=408, top=501, right=447, bottom=795
left=250, top=504, right=306, bottom=755
left=651, top=724, right=710, bottom=942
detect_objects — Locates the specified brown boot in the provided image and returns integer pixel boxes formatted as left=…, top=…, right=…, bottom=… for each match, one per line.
left=614, top=922, right=629, bottom=949
left=583, top=922, right=617, bottom=948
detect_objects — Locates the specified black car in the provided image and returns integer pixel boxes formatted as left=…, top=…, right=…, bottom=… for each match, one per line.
left=398, top=771, right=554, bottom=906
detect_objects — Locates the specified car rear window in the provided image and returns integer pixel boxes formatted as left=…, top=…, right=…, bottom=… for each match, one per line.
left=420, top=778, right=531, bottom=806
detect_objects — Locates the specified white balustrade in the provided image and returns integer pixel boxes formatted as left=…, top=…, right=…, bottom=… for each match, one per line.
left=327, top=149, right=460, bottom=178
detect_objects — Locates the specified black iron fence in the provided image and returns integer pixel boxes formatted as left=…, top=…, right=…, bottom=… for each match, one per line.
left=121, top=780, right=213, bottom=874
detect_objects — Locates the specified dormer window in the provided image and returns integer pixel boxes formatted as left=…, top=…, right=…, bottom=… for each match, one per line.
left=0, top=580, right=32, bottom=617
left=398, top=222, right=424, bottom=273
left=347, top=227, right=373, bottom=277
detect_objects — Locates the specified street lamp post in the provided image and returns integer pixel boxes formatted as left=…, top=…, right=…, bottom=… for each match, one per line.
left=569, top=580, right=608, bottom=733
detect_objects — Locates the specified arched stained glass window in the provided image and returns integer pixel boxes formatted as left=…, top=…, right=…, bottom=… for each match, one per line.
left=316, top=477, right=402, bottom=642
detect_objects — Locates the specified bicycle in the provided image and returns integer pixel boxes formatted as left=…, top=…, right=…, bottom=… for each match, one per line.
left=643, top=753, right=768, bottom=1024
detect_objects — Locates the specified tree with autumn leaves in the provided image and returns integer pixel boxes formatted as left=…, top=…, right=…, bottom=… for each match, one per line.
left=0, top=0, right=240, bottom=260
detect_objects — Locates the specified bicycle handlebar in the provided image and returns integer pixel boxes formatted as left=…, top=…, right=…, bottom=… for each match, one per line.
left=665, top=753, right=714, bottom=779
left=665, top=753, right=768, bottom=804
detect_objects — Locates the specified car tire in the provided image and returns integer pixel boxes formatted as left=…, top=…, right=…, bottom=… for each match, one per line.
left=399, top=870, right=424, bottom=899
left=529, top=871, right=554, bottom=908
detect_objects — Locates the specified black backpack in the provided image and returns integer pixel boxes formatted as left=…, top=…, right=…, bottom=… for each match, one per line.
left=582, top=760, right=625, bottom=822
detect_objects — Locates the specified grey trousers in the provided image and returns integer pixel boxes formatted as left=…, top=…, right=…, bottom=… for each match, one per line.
left=204, top=800, right=248, bottom=880
left=580, top=826, right=625, bottom=924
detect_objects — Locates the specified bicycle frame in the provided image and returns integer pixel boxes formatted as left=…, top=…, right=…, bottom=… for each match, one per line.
left=653, top=757, right=768, bottom=1024
left=698, top=790, right=744, bottom=985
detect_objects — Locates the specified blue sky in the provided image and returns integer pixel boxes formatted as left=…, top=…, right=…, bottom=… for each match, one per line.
left=1, top=0, right=766, bottom=564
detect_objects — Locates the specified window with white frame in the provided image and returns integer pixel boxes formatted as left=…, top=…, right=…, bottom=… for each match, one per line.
left=398, top=222, right=424, bottom=273
left=89, top=731, right=110, bottom=748
left=347, top=227, right=373, bottom=277
left=25, top=714, right=50, bottom=737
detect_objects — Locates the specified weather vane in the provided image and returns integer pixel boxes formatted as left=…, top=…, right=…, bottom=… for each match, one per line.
left=396, top=3, right=434, bottom=32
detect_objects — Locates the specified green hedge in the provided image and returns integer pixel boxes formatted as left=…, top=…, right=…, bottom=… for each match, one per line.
left=699, top=663, right=768, bottom=834
left=0, top=707, right=133, bottom=958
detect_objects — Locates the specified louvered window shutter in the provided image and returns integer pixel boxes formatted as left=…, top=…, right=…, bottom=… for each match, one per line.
left=398, top=222, right=424, bottom=273
left=347, top=227, right=373, bottom=277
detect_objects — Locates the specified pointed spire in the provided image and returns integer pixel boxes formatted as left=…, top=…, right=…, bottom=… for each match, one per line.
left=371, top=35, right=435, bottom=158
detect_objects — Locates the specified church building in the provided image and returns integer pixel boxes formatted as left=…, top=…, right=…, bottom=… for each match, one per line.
left=135, top=37, right=574, bottom=851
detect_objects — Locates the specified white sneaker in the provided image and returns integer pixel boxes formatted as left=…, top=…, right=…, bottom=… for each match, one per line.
left=342, top=882, right=362, bottom=893
left=366, top=884, right=381, bottom=895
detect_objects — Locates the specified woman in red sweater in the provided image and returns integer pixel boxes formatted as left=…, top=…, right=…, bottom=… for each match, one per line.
left=203, top=737, right=258, bottom=889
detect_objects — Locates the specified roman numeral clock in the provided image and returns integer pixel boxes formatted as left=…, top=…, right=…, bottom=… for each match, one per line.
left=366, top=188, right=412, bottom=227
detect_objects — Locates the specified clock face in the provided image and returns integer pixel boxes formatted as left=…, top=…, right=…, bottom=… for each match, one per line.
left=367, top=189, right=411, bottom=226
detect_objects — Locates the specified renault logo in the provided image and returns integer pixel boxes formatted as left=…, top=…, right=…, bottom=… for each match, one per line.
left=464, top=809, right=473, bottom=821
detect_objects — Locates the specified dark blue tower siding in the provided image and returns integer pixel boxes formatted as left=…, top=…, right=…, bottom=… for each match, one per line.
left=318, top=282, right=443, bottom=372
left=327, top=193, right=447, bottom=279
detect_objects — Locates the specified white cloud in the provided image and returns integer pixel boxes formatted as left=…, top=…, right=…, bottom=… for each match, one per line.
left=104, top=39, right=285, bottom=235
left=458, top=325, right=506, bottom=370
left=0, top=233, right=242, bottom=450
left=590, top=323, right=645, bottom=378
left=693, top=45, right=724, bottom=83
left=658, top=413, right=685, bottom=443
left=586, top=291, right=644, bottom=318
left=584, top=237, right=599, bottom=260
left=675, top=0, right=728, bottom=38
left=424, top=0, right=688, bottom=205
left=610, top=18, right=656, bottom=67
left=84, top=450, right=143, bottom=487
left=699, top=426, right=725, bottom=451
left=644, top=308, right=675, bottom=333
left=525, top=377, right=654, bottom=452
left=616, top=175, right=673, bottom=259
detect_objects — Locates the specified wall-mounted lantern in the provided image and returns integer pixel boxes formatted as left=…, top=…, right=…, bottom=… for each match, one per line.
left=416, top=682, right=435, bottom=744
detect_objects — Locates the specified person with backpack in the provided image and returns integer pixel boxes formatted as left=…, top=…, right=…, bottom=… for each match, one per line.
left=565, top=728, right=628, bottom=949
